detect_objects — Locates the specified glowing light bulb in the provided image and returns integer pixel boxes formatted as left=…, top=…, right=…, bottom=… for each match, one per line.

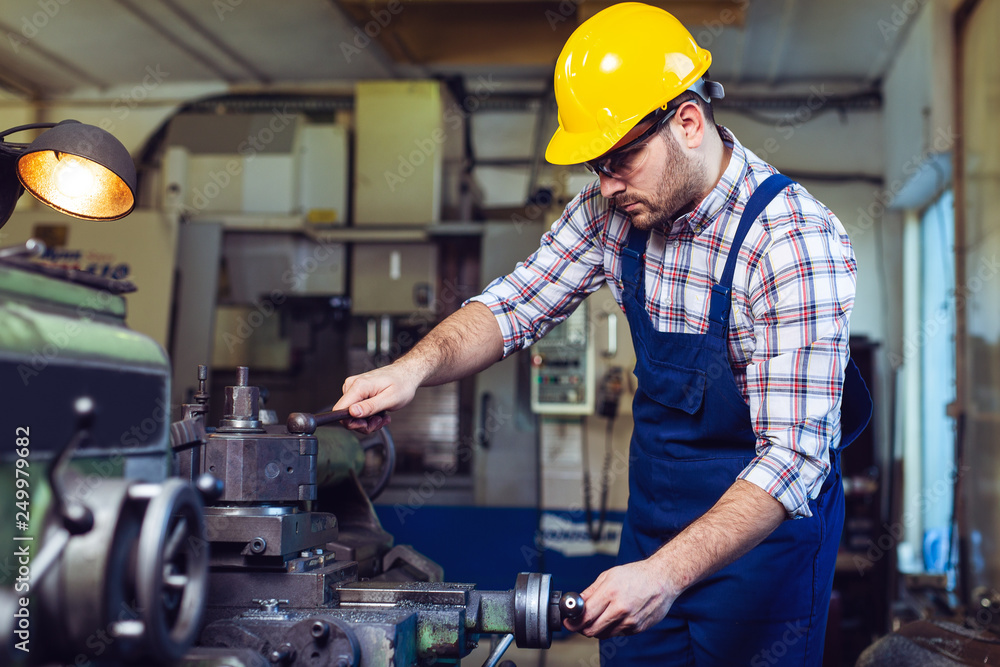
left=54, top=158, right=95, bottom=199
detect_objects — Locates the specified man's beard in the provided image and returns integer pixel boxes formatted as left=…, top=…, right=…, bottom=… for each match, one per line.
left=615, top=133, right=707, bottom=231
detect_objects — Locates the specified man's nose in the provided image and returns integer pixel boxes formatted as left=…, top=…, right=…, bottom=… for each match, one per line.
left=599, top=173, right=626, bottom=198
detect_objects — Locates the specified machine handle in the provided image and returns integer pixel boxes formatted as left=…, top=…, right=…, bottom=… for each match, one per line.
left=287, top=408, right=352, bottom=434
left=481, top=633, right=514, bottom=667
left=559, top=593, right=585, bottom=621
left=0, top=238, right=44, bottom=259
left=288, top=407, right=389, bottom=434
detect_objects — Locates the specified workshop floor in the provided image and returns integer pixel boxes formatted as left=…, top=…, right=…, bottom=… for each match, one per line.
left=464, top=633, right=599, bottom=666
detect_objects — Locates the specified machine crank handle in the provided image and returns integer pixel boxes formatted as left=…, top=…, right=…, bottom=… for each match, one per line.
left=481, top=633, right=514, bottom=667
left=286, top=408, right=387, bottom=435
left=287, top=407, right=388, bottom=434
left=558, top=592, right=585, bottom=621
left=0, top=238, right=44, bottom=259
left=287, top=408, right=350, bottom=434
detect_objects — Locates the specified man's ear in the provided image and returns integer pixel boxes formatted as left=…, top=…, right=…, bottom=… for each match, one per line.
left=674, top=101, right=706, bottom=150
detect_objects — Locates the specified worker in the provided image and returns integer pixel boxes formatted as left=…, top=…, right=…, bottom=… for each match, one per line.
left=333, top=3, right=873, bottom=665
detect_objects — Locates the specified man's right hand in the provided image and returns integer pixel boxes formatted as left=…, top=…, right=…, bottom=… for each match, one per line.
left=330, top=302, right=504, bottom=435
left=332, top=364, right=421, bottom=435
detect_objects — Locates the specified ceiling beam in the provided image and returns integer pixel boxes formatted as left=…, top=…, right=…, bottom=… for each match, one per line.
left=112, top=0, right=240, bottom=84
left=0, top=66, right=45, bottom=100
left=0, top=20, right=109, bottom=91
left=765, top=0, right=797, bottom=85
left=328, top=0, right=402, bottom=77
left=339, top=1, right=572, bottom=65
left=157, top=0, right=272, bottom=85
left=338, top=0, right=747, bottom=66
left=576, top=0, right=747, bottom=25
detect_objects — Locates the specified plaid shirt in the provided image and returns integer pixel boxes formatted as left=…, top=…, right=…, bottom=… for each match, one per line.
left=470, top=127, right=858, bottom=519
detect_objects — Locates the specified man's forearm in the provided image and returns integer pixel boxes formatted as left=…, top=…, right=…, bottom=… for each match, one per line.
left=398, top=301, right=505, bottom=387
left=649, top=479, right=787, bottom=594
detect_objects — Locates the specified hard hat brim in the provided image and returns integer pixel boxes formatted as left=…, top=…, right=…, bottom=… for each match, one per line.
left=545, top=122, right=640, bottom=166
left=545, top=49, right=713, bottom=166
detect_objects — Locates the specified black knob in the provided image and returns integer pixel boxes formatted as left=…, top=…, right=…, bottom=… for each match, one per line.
left=62, top=502, right=94, bottom=535
left=559, top=593, right=585, bottom=620
left=195, top=473, right=224, bottom=502
left=73, top=396, right=96, bottom=429
left=287, top=412, right=317, bottom=435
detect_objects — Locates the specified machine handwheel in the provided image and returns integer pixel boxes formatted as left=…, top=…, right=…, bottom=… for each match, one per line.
left=135, top=479, right=209, bottom=663
left=359, top=427, right=396, bottom=501
left=514, top=572, right=553, bottom=649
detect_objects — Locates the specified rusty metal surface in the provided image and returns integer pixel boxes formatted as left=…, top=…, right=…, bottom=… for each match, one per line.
left=337, top=581, right=474, bottom=606
left=205, top=560, right=359, bottom=619
left=201, top=609, right=417, bottom=667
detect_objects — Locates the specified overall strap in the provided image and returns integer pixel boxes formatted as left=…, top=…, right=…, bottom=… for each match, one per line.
left=708, top=173, right=794, bottom=329
left=621, top=226, right=650, bottom=302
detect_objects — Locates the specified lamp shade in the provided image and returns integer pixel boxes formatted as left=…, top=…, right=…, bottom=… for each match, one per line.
left=15, top=120, right=137, bottom=221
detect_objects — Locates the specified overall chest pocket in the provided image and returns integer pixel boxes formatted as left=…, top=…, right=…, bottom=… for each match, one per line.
left=633, top=352, right=707, bottom=415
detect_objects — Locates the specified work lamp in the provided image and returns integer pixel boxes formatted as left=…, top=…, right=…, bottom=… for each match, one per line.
left=0, top=119, right=137, bottom=227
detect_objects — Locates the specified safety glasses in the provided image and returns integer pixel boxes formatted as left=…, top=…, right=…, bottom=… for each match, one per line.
left=584, top=106, right=679, bottom=180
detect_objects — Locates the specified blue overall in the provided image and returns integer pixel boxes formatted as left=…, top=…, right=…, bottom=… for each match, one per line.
left=603, top=174, right=872, bottom=666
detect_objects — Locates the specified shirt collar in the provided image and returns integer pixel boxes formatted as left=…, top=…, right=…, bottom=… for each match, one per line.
left=672, top=125, right=748, bottom=236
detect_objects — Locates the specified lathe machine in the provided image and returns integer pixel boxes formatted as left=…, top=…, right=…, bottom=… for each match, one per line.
left=0, top=241, right=582, bottom=666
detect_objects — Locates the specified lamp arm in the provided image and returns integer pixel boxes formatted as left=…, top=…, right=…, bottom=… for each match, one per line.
left=0, top=123, right=62, bottom=157
left=0, top=122, right=59, bottom=140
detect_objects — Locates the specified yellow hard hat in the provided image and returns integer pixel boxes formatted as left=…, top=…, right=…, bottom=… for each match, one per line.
left=545, top=2, right=717, bottom=165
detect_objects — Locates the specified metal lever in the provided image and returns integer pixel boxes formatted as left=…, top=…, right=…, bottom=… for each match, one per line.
left=481, top=633, right=514, bottom=667
left=288, top=406, right=390, bottom=435
left=31, top=397, right=97, bottom=589
left=287, top=408, right=353, bottom=434
left=0, top=238, right=44, bottom=260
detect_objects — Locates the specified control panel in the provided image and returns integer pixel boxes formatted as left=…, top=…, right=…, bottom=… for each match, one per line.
left=530, top=301, right=596, bottom=415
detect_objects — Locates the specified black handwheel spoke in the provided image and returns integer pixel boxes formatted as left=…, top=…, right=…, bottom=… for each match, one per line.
left=163, top=516, right=188, bottom=561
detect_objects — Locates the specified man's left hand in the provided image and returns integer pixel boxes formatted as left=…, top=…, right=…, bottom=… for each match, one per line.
left=562, top=559, right=678, bottom=639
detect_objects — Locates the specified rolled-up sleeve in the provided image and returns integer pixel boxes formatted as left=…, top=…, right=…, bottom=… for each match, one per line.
left=737, top=200, right=858, bottom=519
left=467, top=186, right=609, bottom=358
